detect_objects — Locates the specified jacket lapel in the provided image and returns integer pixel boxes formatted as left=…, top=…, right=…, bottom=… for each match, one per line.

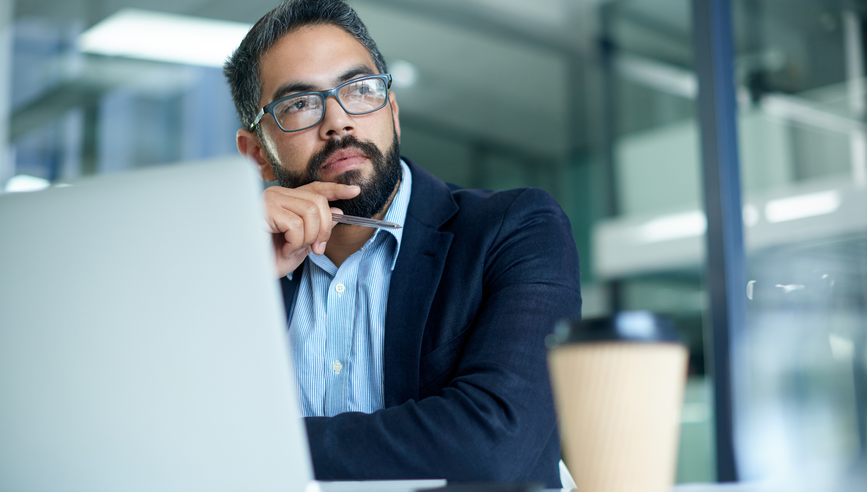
left=383, top=160, right=457, bottom=407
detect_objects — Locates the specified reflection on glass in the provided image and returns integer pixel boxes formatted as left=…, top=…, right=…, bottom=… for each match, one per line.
left=736, top=247, right=867, bottom=486
left=735, top=0, right=867, bottom=487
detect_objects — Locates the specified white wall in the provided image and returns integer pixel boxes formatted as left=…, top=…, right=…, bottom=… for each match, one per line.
left=615, top=109, right=796, bottom=217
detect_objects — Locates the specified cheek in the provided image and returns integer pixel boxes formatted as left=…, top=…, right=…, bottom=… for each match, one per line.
left=273, top=137, right=315, bottom=170
left=371, top=113, right=396, bottom=144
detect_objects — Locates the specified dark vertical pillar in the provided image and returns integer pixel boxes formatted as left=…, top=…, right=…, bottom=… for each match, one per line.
left=81, top=104, right=99, bottom=176
left=692, top=0, right=745, bottom=482
left=598, top=3, right=623, bottom=314
left=565, top=55, right=592, bottom=292
left=846, top=1, right=867, bottom=455
left=743, top=0, right=767, bottom=104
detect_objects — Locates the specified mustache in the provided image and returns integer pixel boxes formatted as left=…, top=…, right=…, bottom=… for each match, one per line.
left=307, top=135, right=382, bottom=179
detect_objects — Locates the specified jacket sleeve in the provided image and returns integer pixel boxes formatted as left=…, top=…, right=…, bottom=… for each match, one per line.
left=303, top=188, right=582, bottom=486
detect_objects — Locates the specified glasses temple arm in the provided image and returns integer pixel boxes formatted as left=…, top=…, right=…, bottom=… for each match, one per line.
left=249, top=108, right=265, bottom=131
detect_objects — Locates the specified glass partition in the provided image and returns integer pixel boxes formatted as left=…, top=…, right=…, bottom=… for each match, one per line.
left=732, top=0, right=867, bottom=485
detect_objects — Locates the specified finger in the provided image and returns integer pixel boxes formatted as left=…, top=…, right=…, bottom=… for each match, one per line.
left=270, top=182, right=360, bottom=202
left=282, top=242, right=310, bottom=260
left=277, top=189, right=342, bottom=245
left=277, top=216, right=306, bottom=253
left=273, top=244, right=309, bottom=278
left=262, top=185, right=353, bottom=255
left=310, top=202, right=329, bottom=255
left=310, top=203, right=336, bottom=255
left=286, top=193, right=333, bottom=248
left=304, top=192, right=334, bottom=248
left=266, top=193, right=322, bottom=243
left=289, top=196, right=322, bottom=252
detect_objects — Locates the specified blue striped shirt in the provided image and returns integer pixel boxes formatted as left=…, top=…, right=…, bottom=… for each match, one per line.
left=287, top=160, right=412, bottom=417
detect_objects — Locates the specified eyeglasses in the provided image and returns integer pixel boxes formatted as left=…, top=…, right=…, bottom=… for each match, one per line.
left=249, top=73, right=393, bottom=132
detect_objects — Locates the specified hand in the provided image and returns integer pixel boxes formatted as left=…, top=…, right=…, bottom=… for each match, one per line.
left=262, top=182, right=360, bottom=277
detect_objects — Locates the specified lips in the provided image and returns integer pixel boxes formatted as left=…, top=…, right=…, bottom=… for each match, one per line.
left=321, top=147, right=368, bottom=175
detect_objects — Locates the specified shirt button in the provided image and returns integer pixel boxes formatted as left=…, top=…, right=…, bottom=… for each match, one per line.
left=335, top=283, right=345, bottom=294
left=332, top=361, right=343, bottom=374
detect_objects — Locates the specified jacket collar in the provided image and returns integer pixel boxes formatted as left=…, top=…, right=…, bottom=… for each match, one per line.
left=402, top=158, right=458, bottom=229
left=382, top=157, right=457, bottom=407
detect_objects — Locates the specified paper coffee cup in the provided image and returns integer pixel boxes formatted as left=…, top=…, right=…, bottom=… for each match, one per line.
left=547, top=311, right=688, bottom=492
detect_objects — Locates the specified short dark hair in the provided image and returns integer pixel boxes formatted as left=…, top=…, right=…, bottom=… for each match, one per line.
left=223, top=0, right=388, bottom=131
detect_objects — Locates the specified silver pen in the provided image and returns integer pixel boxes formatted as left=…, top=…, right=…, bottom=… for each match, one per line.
left=331, top=212, right=401, bottom=230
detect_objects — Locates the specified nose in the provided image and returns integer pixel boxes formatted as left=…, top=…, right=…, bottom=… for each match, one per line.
left=318, top=95, right=356, bottom=139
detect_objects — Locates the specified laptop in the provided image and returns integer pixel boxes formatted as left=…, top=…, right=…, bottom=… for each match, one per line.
left=0, top=159, right=445, bottom=492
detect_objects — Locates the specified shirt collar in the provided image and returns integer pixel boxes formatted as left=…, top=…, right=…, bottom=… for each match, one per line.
left=286, top=159, right=412, bottom=279
left=381, top=159, right=411, bottom=270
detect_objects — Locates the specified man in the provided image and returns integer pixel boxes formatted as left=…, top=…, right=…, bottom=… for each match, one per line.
left=224, top=0, right=581, bottom=486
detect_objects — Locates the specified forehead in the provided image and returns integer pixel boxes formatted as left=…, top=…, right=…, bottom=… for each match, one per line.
left=258, top=24, right=377, bottom=104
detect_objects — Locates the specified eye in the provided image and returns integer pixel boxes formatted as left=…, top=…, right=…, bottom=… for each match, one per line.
left=279, top=95, right=320, bottom=115
left=347, top=80, right=380, bottom=97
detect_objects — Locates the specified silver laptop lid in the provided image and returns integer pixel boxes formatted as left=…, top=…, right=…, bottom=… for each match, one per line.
left=0, top=160, right=313, bottom=492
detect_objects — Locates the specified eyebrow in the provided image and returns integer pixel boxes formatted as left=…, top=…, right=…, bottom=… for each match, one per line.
left=270, top=65, right=378, bottom=102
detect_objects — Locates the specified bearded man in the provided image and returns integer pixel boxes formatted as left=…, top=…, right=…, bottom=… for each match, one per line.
left=224, top=0, right=582, bottom=486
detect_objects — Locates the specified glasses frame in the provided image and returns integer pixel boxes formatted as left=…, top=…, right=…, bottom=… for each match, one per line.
left=249, top=73, right=393, bottom=132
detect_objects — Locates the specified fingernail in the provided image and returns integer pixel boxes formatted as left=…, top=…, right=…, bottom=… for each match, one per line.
left=315, top=241, right=327, bottom=254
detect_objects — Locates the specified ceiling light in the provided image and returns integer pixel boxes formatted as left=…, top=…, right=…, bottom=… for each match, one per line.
left=4, top=175, right=50, bottom=193
left=764, top=190, right=841, bottom=223
left=615, top=54, right=697, bottom=99
left=638, top=210, right=707, bottom=243
left=742, top=204, right=760, bottom=227
left=390, top=60, right=419, bottom=88
left=78, top=9, right=251, bottom=68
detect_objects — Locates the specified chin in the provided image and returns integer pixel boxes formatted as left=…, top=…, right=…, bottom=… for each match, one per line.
left=332, top=168, right=367, bottom=187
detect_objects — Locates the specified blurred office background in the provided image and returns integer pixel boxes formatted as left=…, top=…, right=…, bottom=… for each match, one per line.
left=3, top=0, right=867, bottom=486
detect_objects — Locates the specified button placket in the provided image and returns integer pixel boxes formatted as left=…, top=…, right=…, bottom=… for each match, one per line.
left=324, top=262, right=357, bottom=416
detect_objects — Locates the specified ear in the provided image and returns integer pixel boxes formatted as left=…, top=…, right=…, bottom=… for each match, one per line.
left=236, top=128, right=277, bottom=182
left=389, top=91, right=401, bottom=142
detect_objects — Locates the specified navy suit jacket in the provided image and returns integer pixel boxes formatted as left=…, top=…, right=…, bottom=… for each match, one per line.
left=280, top=158, right=582, bottom=487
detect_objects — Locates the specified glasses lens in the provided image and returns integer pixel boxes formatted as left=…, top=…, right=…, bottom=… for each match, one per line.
left=273, top=94, right=323, bottom=131
left=338, top=78, right=388, bottom=114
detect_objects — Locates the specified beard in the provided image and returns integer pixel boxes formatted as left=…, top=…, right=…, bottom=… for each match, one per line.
left=267, top=131, right=401, bottom=219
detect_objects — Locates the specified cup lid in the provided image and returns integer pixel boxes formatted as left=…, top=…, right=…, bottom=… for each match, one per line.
left=546, top=311, right=683, bottom=347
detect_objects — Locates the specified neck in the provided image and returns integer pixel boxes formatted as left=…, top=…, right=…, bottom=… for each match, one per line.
left=324, top=178, right=400, bottom=268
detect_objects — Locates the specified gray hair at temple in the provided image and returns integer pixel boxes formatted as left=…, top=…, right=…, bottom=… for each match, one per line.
left=223, top=0, right=389, bottom=132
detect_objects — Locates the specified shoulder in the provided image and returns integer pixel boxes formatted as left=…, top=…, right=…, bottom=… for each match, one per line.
left=403, top=156, right=571, bottom=236
left=451, top=186, right=563, bottom=218
left=404, top=157, right=581, bottom=307
left=448, top=187, right=572, bottom=245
